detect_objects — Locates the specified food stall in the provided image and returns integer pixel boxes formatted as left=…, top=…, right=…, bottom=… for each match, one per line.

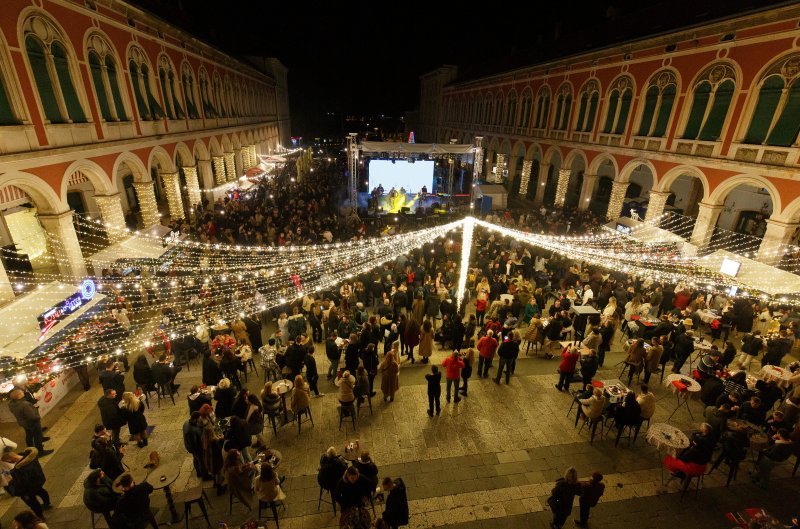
left=0, top=279, right=108, bottom=422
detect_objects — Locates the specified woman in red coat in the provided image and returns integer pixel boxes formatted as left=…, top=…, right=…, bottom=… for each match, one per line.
left=555, top=344, right=580, bottom=392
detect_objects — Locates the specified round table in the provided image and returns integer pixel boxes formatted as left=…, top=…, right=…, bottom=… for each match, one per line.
left=273, top=380, right=294, bottom=422
left=697, top=310, right=719, bottom=325
left=727, top=418, right=761, bottom=435
left=145, top=461, right=182, bottom=523
left=664, top=374, right=701, bottom=421
left=758, top=365, right=794, bottom=389
left=646, top=422, right=689, bottom=456
left=342, top=440, right=361, bottom=462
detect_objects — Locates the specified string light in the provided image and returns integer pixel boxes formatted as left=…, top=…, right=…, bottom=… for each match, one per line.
left=606, top=181, right=629, bottom=221
left=519, top=160, right=532, bottom=196
left=132, top=181, right=160, bottom=228
left=224, top=152, right=236, bottom=181
left=555, top=169, right=570, bottom=207
left=212, top=156, right=226, bottom=185
left=455, top=217, right=474, bottom=312
left=160, top=172, right=185, bottom=221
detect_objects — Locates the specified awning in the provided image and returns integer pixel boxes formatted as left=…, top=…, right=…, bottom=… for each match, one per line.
left=697, top=250, right=800, bottom=297
left=360, top=141, right=474, bottom=155
left=0, top=281, right=106, bottom=359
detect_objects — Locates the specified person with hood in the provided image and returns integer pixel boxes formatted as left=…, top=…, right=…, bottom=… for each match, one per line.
left=82, top=469, right=119, bottom=526
left=4, top=447, right=50, bottom=518
left=381, top=477, right=409, bottom=529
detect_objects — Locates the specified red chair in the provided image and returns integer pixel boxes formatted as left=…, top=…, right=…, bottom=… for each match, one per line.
left=662, top=456, right=706, bottom=499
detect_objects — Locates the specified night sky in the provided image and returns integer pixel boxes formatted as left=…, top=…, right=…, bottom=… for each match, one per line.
left=131, top=0, right=787, bottom=137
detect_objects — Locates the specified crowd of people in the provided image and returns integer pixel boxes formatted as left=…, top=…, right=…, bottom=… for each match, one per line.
left=3, top=150, right=800, bottom=529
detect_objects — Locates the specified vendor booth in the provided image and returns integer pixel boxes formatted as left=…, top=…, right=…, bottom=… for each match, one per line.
left=473, top=184, right=508, bottom=213
left=88, top=225, right=185, bottom=275
left=0, top=280, right=108, bottom=421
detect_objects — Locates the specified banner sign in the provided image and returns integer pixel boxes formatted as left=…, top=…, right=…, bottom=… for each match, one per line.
left=37, top=279, right=96, bottom=339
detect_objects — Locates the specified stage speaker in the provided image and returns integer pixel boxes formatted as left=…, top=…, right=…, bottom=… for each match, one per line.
left=400, top=207, right=411, bottom=213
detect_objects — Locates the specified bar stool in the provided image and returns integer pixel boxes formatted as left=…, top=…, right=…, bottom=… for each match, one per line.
left=258, top=499, right=283, bottom=528
left=338, top=401, right=357, bottom=431
left=295, top=406, right=313, bottom=434
left=357, top=394, right=373, bottom=416
left=157, top=382, right=176, bottom=405
left=179, top=486, right=211, bottom=529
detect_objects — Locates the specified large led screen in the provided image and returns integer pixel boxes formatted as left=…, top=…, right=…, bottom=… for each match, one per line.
left=368, top=160, right=434, bottom=193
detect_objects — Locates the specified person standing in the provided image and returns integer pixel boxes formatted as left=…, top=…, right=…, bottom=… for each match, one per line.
left=97, top=389, right=126, bottom=444
left=82, top=469, right=119, bottom=527
left=119, top=392, right=149, bottom=447
left=8, top=390, right=52, bottom=456
left=325, top=331, right=341, bottom=380
left=555, top=344, right=580, bottom=392
left=304, top=347, right=321, bottom=397
left=425, top=366, right=442, bottom=417
left=182, top=412, right=210, bottom=480
left=111, top=473, right=158, bottom=529
left=476, top=330, right=498, bottom=378
left=494, top=331, right=520, bottom=385
left=4, top=447, right=51, bottom=518
left=418, top=320, right=434, bottom=364
left=379, top=349, right=400, bottom=402
left=381, top=477, right=409, bottom=529
left=459, top=348, right=475, bottom=397
left=548, top=467, right=580, bottom=529
left=98, top=360, right=126, bottom=395
left=576, top=471, right=605, bottom=527
left=442, top=351, right=465, bottom=403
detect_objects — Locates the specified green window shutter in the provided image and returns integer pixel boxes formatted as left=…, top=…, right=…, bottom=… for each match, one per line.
left=553, top=95, right=563, bottom=129
left=106, top=58, right=127, bottom=121
left=683, top=82, right=711, bottom=140
left=542, top=98, right=550, bottom=129
left=129, top=62, right=150, bottom=120
left=603, top=91, right=619, bottom=133
left=585, top=92, right=599, bottom=132
left=699, top=79, right=734, bottom=141
left=744, top=76, right=783, bottom=144
left=614, top=89, right=632, bottom=135
left=183, top=77, right=197, bottom=118
left=158, top=70, right=174, bottom=119
left=637, top=86, right=659, bottom=136
left=142, top=67, right=163, bottom=118
left=51, top=42, right=85, bottom=123
left=535, top=98, right=543, bottom=127
left=766, top=80, right=800, bottom=147
left=27, top=37, right=62, bottom=123
left=0, top=73, right=16, bottom=125
left=169, top=74, right=184, bottom=118
left=88, top=52, right=112, bottom=120
left=560, top=94, right=572, bottom=130
left=652, top=85, right=676, bottom=137
left=575, top=93, right=587, bottom=131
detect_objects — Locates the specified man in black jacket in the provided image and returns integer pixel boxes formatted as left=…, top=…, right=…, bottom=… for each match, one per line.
left=82, top=469, right=119, bottom=526
left=4, top=447, right=50, bottom=517
left=285, top=336, right=306, bottom=378
left=97, top=389, right=126, bottom=444
left=334, top=466, right=373, bottom=513
left=8, top=389, right=51, bottom=455
left=671, top=330, right=695, bottom=373
left=151, top=354, right=181, bottom=394
left=111, top=473, right=157, bottom=529
left=382, top=477, right=409, bottom=529
left=98, top=360, right=126, bottom=395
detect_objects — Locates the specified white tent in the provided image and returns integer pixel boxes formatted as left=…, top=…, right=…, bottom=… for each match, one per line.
left=697, top=250, right=800, bottom=296
left=606, top=217, right=698, bottom=257
left=89, top=225, right=183, bottom=273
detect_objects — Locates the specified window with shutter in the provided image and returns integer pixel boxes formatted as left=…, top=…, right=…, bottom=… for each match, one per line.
left=683, top=83, right=711, bottom=140
left=51, top=42, right=85, bottom=123
left=26, top=36, right=62, bottom=123
left=142, top=66, right=163, bottom=118
left=159, top=69, right=174, bottom=119
left=744, top=76, right=783, bottom=144
left=766, top=80, right=800, bottom=146
left=553, top=95, right=563, bottom=129
left=575, top=93, right=588, bottom=131
left=0, top=73, right=16, bottom=125
left=88, top=52, right=112, bottom=121
left=637, top=86, right=659, bottom=136
left=614, top=90, right=632, bottom=135
left=129, top=61, right=150, bottom=120
left=560, top=94, right=572, bottom=130
left=603, top=91, right=619, bottom=133
left=699, top=79, right=734, bottom=141
left=585, top=92, right=599, bottom=132
left=652, top=84, right=675, bottom=137
left=106, top=57, right=127, bottom=121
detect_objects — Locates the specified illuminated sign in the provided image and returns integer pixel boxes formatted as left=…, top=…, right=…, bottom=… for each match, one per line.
left=37, top=279, right=96, bottom=340
left=615, top=223, right=632, bottom=235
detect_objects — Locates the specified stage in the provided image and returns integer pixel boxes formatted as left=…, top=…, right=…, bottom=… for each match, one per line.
left=357, top=191, right=469, bottom=214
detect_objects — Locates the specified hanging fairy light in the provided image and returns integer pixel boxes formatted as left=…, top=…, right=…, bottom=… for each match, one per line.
left=456, top=216, right=474, bottom=312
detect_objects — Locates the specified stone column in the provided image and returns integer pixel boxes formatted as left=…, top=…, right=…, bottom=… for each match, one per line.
left=518, top=160, right=533, bottom=196
left=606, top=181, right=630, bottom=220
left=160, top=172, right=185, bottom=221
left=645, top=190, right=671, bottom=223
left=535, top=163, right=551, bottom=205
left=39, top=211, right=87, bottom=278
left=507, top=156, right=520, bottom=192
left=223, top=152, right=236, bottom=181
left=495, top=154, right=507, bottom=184
left=483, top=151, right=494, bottom=181
left=93, top=193, right=127, bottom=244
left=554, top=169, right=571, bottom=207
left=182, top=166, right=202, bottom=212
left=578, top=173, right=598, bottom=211
left=234, top=148, right=244, bottom=177
left=212, top=156, right=226, bottom=185
left=132, top=181, right=160, bottom=228
left=758, top=219, right=799, bottom=264
left=690, top=202, right=724, bottom=248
